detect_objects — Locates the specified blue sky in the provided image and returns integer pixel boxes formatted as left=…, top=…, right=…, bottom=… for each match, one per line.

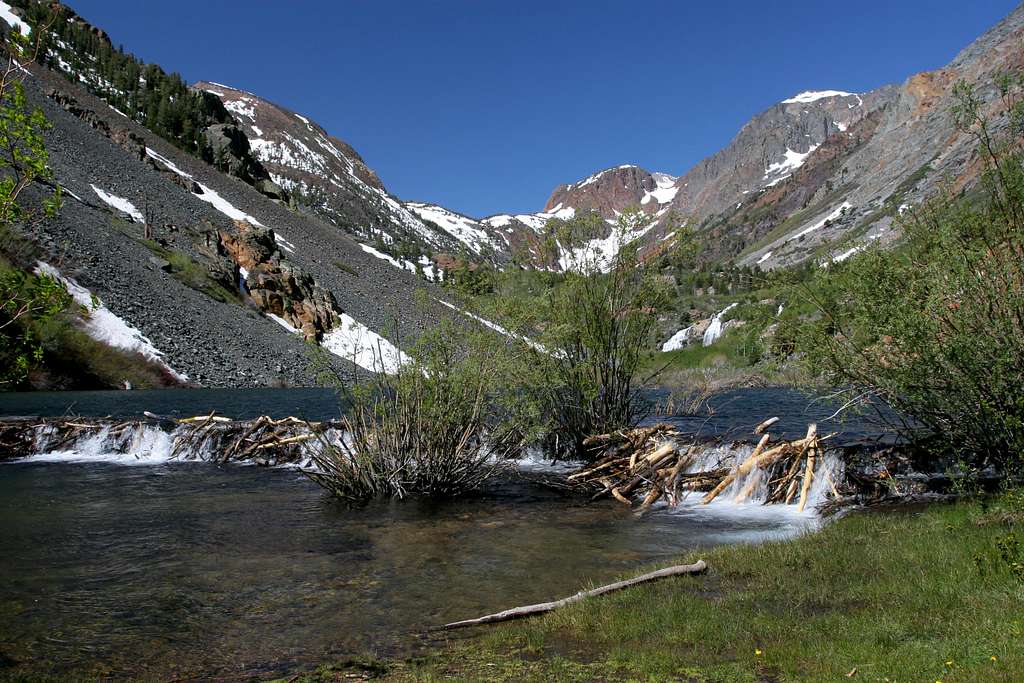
left=69, top=0, right=1020, bottom=217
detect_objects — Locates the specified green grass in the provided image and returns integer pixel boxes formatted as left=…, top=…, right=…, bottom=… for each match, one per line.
left=32, top=312, right=183, bottom=389
left=333, top=260, right=360, bottom=277
left=134, top=238, right=240, bottom=305
left=283, top=495, right=1024, bottom=682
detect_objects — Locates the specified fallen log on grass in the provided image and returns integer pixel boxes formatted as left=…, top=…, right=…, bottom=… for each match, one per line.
left=441, top=560, right=708, bottom=630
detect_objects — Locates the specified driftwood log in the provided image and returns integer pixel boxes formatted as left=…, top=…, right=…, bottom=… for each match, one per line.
left=441, top=560, right=708, bottom=630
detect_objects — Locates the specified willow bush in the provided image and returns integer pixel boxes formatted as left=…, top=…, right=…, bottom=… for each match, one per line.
left=797, top=76, right=1024, bottom=470
left=306, top=319, right=542, bottom=503
left=0, top=27, right=69, bottom=387
left=527, top=209, right=670, bottom=460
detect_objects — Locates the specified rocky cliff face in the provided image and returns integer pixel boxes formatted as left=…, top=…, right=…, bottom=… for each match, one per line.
left=218, top=221, right=341, bottom=342
left=193, top=82, right=427, bottom=242
left=666, top=89, right=897, bottom=221
left=544, top=166, right=679, bottom=219
left=725, top=4, right=1024, bottom=269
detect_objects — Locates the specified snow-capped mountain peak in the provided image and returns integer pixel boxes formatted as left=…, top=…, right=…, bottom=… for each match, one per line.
left=780, top=90, right=859, bottom=104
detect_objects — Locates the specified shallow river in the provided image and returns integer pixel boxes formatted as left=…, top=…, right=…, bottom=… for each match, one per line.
left=0, top=387, right=884, bottom=679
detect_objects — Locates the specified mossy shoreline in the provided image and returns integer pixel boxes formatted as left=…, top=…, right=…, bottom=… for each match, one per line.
left=279, top=496, right=1024, bottom=682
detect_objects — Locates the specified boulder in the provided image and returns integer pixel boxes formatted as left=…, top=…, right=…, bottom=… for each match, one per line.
left=204, top=125, right=290, bottom=203
left=111, top=129, right=146, bottom=162
left=147, top=256, right=171, bottom=272
left=218, top=220, right=277, bottom=270
left=254, top=178, right=289, bottom=202
left=205, top=124, right=259, bottom=181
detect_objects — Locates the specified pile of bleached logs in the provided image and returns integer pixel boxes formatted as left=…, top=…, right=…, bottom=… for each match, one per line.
left=167, top=413, right=322, bottom=463
left=570, top=418, right=837, bottom=513
left=0, top=413, right=332, bottom=465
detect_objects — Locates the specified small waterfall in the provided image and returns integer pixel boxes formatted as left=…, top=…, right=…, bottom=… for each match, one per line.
left=680, top=440, right=842, bottom=512
left=7, top=418, right=846, bottom=516
left=7, top=419, right=323, bottom=468
left=702, top=303, right=738, bottom=347
left=75, top=425, right=113, bottom=458
left=661, top=325, right=693, bottom=352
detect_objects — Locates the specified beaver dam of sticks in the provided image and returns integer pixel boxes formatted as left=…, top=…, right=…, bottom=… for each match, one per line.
left=0, top=413, right=941, bottom=512
left=573, top=419, right=838, bottom=513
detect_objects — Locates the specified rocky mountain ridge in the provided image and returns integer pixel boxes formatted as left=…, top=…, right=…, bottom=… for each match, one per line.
left=185, top=4, right=1024, bottom=276
left=0, top=1, right=470, bottom=387
left=8, top=0, right=1022, bottom=280
left=1, top=0, right=1023, bottom=388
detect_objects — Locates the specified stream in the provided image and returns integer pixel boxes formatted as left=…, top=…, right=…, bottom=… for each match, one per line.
left=0, top=387, right=886, bottom=679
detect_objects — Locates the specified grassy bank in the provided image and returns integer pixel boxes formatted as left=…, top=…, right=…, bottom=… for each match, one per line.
left=287, top=496, right=1024, bottom=682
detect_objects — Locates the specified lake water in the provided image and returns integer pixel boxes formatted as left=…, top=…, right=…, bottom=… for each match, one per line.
left=0, top=387, right=886, bottom=679
left=0, top=386, right=892, bottom=444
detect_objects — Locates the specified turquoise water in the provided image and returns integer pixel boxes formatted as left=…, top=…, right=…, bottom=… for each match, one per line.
left=0, top=386, right=890, bottom=444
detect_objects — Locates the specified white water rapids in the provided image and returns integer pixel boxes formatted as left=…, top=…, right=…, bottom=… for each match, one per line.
left=9, top=421, right=338, bottom=469
left=8, top=421, right=842, bottom=525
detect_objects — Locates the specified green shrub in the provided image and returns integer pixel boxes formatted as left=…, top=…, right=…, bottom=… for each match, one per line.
left=0, top=35, right=68, bottom=387
left=164, top=250, right=238, bottom=303
left=332, top=260, right=358, bottom=277
left=525, top=210, right=670, bottom=459
left=0, top=263, right=68, bottom=386
left=796, top=76, right=1024, bottom=470
left=306, top=320, right=540, bottom=503
left=139, top=241, right=238, bottom=304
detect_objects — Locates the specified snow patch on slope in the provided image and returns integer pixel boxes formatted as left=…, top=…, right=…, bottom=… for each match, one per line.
left=484, top=204, right=578, bottom=234
left=482, top=215, right=513, bottom=229
left=830, top=231, right=882, bottom=264
left=223, top=97, right=256, bottom=121
left=90, top=185, right=144, bottom=223
left=558, top=218, right=655, bottom=273
left=791, top=201, right=851, bottom=241
left=266, top=309, right=409, bottom=374
left=781, top=90, right=856, bottom=104
left=322, top=314, right=409, bottom=374
left=145, top=148, right=265, bottom=227
left=34, top=262, right=187, bottom=381
left=359, top=243, right=415, bottom=273
left=0, top=1, right=30, bottom=36
left=405, top=202, right=496, bottom=254
left=574, top=167, right=632, bottom=189
left=641, top=173, right=679, bottom=205
left=764, top=145, right=818, bottom=182
left=359, top=244, right=440, bottom=281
